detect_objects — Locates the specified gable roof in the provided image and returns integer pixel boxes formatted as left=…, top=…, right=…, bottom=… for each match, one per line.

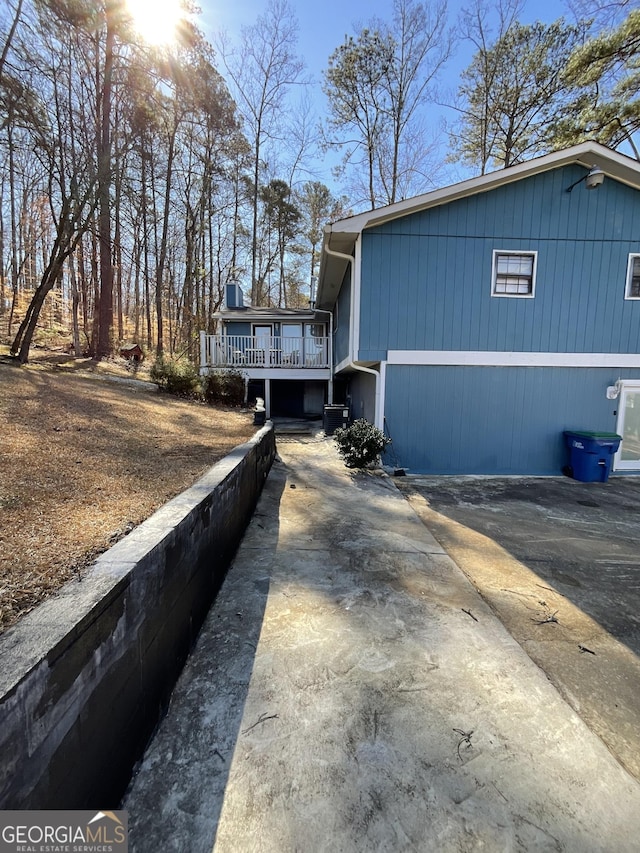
left=316, top=142, right=640, bottom=309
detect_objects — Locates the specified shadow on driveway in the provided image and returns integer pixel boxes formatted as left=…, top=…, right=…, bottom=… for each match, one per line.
left=124, top=439, right=640, bottom=852
left=397, top=474, right=640, bottom=782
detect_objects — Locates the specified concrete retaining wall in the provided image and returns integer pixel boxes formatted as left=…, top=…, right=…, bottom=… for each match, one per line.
left=0, top=424, right=276, bottom=809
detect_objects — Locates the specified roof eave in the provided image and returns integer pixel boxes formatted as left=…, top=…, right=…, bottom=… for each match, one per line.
left=316, top=142, right=640, bottom=309
left=213, top=307, right=326, bottom=322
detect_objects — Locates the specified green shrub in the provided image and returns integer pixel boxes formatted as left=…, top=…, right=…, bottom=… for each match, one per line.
left=201, top=369, right=246, bottom=406
left=333, top=418, right=391, bottom=468
left=150, top=357, right=200, bottom=396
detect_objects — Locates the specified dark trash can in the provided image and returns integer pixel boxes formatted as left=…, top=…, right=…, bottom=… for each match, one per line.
left=563, top=431, right=622, bottom=482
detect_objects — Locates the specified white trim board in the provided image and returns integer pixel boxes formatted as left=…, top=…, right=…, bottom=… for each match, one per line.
left=244, top=368, right=330, bottom=380
left=324, top=143, right=640, bottom=238
left=335, top=356, right=354, bottom=374
left=386, top=351, right=640, bottom=368
left=614, top=380, right=640, bottom=471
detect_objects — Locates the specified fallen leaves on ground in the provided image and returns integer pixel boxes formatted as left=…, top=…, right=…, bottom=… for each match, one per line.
left=0, top=355, right=255, bottom=633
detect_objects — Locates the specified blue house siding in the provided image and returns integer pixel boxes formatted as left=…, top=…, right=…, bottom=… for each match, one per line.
left=383, top=365, right=640, bottom=475
left=358, top=167, right=640, bottom=357
left=349, top=370, right=377, bottom=423
left=334, top=267, right=352, bottom=365
left=224, top=321, right=252, bottom=336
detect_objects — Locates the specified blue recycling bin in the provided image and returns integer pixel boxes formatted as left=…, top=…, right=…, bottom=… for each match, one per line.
left=563, top=431, right=622, bottom=482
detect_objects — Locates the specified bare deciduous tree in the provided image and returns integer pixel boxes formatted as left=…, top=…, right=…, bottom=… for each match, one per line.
left=216, top=0, right=305, bottom=305
left=324, top=0, right=453, bottom=209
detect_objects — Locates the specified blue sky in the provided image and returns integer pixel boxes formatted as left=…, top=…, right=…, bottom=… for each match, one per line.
left=198, top=0, right=576, bottom=190
left=202, top=0, right=571, bottom=87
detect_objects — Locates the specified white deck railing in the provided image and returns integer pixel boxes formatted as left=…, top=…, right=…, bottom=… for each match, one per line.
left=200, top=334, right=330, bottom=369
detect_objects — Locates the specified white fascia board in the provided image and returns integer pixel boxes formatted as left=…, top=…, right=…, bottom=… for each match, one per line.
left=318, top=143, right=640, bottom=309
left=244, top=368, right=331, bottom=380
left=387, top=351, right=640, bottom=368
left=335, top=356, right=353, bottom=374
left=220, top=311, right=316, bottom=321
left=327, top=142, right=640, bottom=238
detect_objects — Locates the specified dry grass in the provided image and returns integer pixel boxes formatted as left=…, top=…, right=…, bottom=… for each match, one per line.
left=0, top=352, right=256, bottom=634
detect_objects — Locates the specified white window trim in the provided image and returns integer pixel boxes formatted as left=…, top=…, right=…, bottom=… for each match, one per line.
left=491, top=249, right=537, bottom=299
left=624, top=253, right=640, bottom=300
left=614, top=380, right=640, bottom=471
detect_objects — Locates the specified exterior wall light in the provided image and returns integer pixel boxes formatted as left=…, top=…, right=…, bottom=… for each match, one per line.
left=585, top=166, right=605, bottom=189
left=566, top=165, right=605, bottom=193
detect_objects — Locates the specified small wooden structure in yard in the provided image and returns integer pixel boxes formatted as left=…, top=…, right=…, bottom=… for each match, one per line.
left=120, top=343, right=145, bottom=363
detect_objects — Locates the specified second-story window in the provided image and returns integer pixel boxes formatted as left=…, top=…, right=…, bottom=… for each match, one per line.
left=625, top=254, right=640, bottom=299
left=492, top=251, right=537, bottom=298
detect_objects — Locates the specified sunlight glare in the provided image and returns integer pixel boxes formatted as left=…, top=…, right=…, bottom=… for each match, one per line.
left=126, top=0, right=184, bottom=46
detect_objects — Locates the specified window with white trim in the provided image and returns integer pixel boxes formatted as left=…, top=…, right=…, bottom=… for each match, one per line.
left=625, top=254, right=640, bottom=300
left=492, top=251, right=537, bottom=298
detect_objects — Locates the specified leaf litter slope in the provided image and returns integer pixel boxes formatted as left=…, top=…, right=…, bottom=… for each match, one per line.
left=0, top=362, right=255, bottom=634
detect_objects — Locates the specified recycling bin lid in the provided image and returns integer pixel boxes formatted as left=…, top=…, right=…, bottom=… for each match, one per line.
left=564, top=430, right=622, bottom=440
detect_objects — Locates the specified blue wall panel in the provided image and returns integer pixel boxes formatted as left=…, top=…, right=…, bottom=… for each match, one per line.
left=225, top=321, right=251, bottom=336
left=384, top=365, right=640, bottom=474
left=349, top=370, right=377, bottom=423
left=335, top=267, right=352, bottom=365
left=359, top=166, right=640, bottom=356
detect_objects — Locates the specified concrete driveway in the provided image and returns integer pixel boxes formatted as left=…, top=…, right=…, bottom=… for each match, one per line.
left=123, top=436, right=640, bottom=851
left=397, top=474, right=640, bottom=783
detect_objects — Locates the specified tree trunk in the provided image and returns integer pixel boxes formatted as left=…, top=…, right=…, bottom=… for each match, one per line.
left=7, top=120, right=19, bottom=337
left=114, top=186, right=123, bottom=342
left=69, top=251, right=82, bottom=355
left=77, top=234, right=90, bottom=347
left=96, top=3, right=115, bottom=359
left=141, top=144, right=152, bottom=351
left=11, top=204, right=75, bottom=363
left=133, top=231, right=141, bottom=341
left=0, top=0, right=24, bottom=86
left=251, top=134, right=260, bottom=305
left=12, top=262, right=63, bottom=362
left=90, top=216, right=100, bottom=353
left=156, top=123, right=177, bottom=356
